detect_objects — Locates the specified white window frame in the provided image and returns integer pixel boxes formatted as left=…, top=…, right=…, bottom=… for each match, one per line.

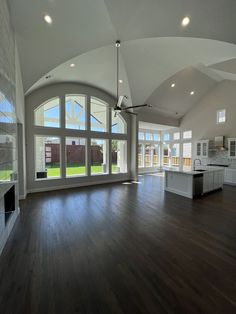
left=32, top=94, right=128, bottom=182
left=216, top=109, right=226, bottom=124
left=65, top=137, right=87, bottom=178
left=34, top=134, right=62, bottom=181
left=183, top=130, right=192, bottom=140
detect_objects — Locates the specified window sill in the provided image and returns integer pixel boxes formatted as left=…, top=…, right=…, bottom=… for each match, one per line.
left=35, top=176, right=62, bottom=181
left=66, top=174, right=87, bottom=178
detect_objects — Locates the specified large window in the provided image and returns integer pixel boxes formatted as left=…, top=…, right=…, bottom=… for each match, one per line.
left=91, top=139, right=108, bottom=175
left=65, top=95, right=86, bottom=130
left=138, top=132, right=144, bottom=140
left=153, top=133, right=160, bottom=141
left=35, top=97, right=60, bottom=128
left=163, top=144, right=170, bottom=166
left=90, top=97, right=108, bottom=132
left=145, top=133, right=152, bottom=141
left=66, top=137, right=86, bottom=177
left=138, top=128, right=192, bottom=171
left=145, top=144, right=152, bottom=167
left=35, top=136, right=61, bottom=179
left=171, top=143, right=180, bottom=167
left=173, top=132, right=180, bottom=140
left=153, top=144, right=160, bottom=167
left=138, top=144, right=144, bottom=167
left=138, top=130, right=161, bottom=169
left=183, top=130, right=192, bottom=139
left=33, top=94, right=128, bottom=181
left=112, top=113, right=126, bottom=134
left=163, top=133, right=170, bottom=141
left=183, top=142, right=192, bottom=171
left=111, top=140, right=127, bottom=173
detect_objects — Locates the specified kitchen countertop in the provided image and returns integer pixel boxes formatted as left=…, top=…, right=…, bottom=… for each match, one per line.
left=165, top=167, right=225, bottom=176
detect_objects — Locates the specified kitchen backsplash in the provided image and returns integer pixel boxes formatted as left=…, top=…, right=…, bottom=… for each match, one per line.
left=200, top=150, right=236, bottom=168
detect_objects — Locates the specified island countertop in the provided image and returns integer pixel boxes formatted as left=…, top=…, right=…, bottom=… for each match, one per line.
left=165, top=167, right=224, bottom=176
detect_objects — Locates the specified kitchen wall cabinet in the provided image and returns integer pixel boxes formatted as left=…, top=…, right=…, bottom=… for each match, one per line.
left=196, top=140, right=209, bottom=158
left=228, top=138, right=236, bottom=159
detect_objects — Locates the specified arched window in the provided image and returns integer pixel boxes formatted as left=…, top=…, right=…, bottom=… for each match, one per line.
left=32, top=93, right=128, bottom=181
left=35, top=97, right=60, bottom=128
left=65, top=95, right=86, bottom=130
left=90, top=97, right=108, bottom=132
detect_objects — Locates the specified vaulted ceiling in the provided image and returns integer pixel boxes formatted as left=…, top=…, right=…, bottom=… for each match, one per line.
left=8, top=0, right=236, bottom=119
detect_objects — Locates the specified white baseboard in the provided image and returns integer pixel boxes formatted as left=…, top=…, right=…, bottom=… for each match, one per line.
left=139, top=169, right=162, bottom=175
left=19, top=193, right=27, bottom=200
left=27, top=176, right=131, bottom=194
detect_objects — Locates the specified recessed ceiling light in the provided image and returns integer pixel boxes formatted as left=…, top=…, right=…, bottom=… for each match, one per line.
left=44, top=15, right=53, bottom=24
left=116, top=40, right=121, bottom=47
left=70, top=63, right=75, bottom=68
left=182, top=16, right=190, bottom=27
left=119, top=79, right=123, bottom=84
left=190, top=91, right=195, bottom=95
left=171, top=83, right=175, bottom=88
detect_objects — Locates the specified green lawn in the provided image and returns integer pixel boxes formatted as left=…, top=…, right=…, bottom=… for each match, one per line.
left=0, top=165, right=119, bottom=181
left=0, top=170, right=12, bottom=181
left=47, top=165, right=118, bottom=177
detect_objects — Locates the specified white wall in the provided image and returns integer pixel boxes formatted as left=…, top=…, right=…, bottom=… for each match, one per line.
left=178, top=80, right=236, bottom=166
left=180, top=80, right=236, bottom=140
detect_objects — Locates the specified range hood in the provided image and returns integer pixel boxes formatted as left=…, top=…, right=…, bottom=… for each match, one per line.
left=214, top=136, right=227, bottom=151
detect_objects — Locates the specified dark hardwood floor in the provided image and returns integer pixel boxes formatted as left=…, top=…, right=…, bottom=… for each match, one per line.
left=1, top=174, right=236, bottom=314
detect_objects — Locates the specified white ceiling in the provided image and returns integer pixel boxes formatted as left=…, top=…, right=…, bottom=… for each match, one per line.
left=8, top=0, right=236, bottom=119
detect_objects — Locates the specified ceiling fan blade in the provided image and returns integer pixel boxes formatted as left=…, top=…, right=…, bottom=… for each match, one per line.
left=116, top=95, right=125, bottom=108
left=122, top=104, right=152, bottom=110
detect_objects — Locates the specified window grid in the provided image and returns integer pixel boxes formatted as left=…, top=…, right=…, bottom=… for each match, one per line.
left=34, top=95, right=128, bottom=180
left=139, top=129, right=192, bottom=170
left=138, top=130, right=161, bottom=168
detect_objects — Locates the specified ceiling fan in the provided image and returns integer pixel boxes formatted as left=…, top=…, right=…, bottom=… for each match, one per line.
left=113, top=40, right=152, bottom=116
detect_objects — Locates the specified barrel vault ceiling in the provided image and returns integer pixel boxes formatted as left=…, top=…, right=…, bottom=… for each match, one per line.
left=8, top=0, right=236, bottom=119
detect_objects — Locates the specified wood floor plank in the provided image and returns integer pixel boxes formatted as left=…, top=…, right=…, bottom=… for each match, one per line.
left=0, top=175, right=236, bottom=313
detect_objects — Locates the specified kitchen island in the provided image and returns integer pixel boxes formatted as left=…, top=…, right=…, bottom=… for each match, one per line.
left=165, top=167, right=224, bottom=199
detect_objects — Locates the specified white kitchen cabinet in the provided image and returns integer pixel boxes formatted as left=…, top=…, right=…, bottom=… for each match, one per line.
left=203, top=170, right=224, bottom=193
left=224, top=168, right=236, bottom=185
left=196, top=140, right=209, bottom=158
left=203, top=172, right=209, bottom=193
left=208, top=172, right=214, bottom=191
left=228, top=138, right=236, bottom=159
left=214, top=171, right=224, bottom=190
